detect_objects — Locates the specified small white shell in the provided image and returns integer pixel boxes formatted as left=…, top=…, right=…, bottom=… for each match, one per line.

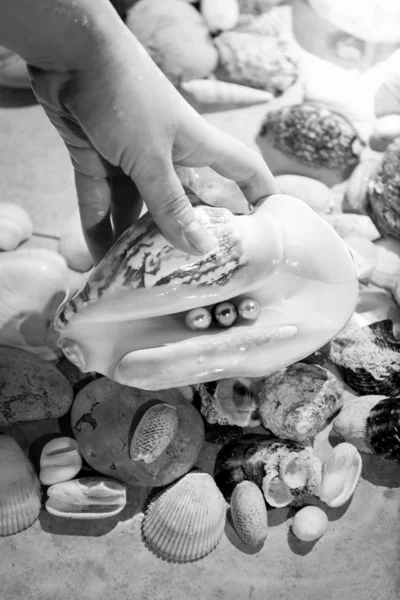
left=262, top=469, right=293, bottom=508
left=367, top=236, right=400, bottom=292
left=45, top=477, right=127, bottom=519
left=201, top=0, right=240, bottom=33
left=344, top=236, right=378, bottom=282
left=292, top=506, right=328, bottom=542
left=39, top=437, right=82, bottom=486
left=0, top=203, right=33, bottom=251
left=58, top=208, right=93, bottom=273
left=180, top=79, right=273, bottom=107
left=319, top=443, right=362, bottom=508
left=321, top=213, right=381, bottom=241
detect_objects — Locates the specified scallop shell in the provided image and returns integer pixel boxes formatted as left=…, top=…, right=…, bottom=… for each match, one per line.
left=199, top=378, right=261, bottom=428
left=329, top=319, right=400, bottom=396
left=319, top=443, right=362, bottom=508
left=261, top=470, right=293, bottom=508
left=45, top=477, right=127, bottom=519
left=141, top=471, right=227, bottom=563
left=214, top=31, right=298, bottom=96
left=333, top=395, right=400, bottom=462
left=0, top=203, right=33, bottom=251
left=200, top=0, right=240, bottom=33
left=58, top=208, right=93, bottom=273
left=257, top=103, right=364, bottom=186
left=369, top=138, right=400, bottom=240
left=54, top=194, right=358, bottom=390
left=258, top=363, right=344, bottom=442
left=129, top=402, right=179, bottom=463
left=0, top=435, right=42, bottom=536
left=230, top=480, right=268, bottom=547
left=39, top=437, right=82, bottom=486
left=180, top=79, right=273, bottom=108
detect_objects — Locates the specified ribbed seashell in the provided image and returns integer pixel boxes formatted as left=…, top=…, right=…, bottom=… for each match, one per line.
left=0, top=435, right=42, bottom=536
left=344, top=237, right=378, bottom=282
left=257, top=103, right=364, bottom=187
left=369, top=115, right=400, bottom=153
left=39, top=437, right=82, bottom=486
left=329, top=320, right=400, bottom=396
left=333, top=395, right=400, bottom=462
left=58, top=208, right=93, bottom=273
left=0, top=203, right=33, bottom=251
left=45, top=477, right=127, bottom=519
left=275, top=175, right=334, bottom=214
left=180, top=79, right=273, bottom=108
left=369, top=138, right=400, bottom=240
left=259, top=363, right=344, bottom=442
left=199, top=378, right=261, bottom=428
left=344, top=158, right=381, bottom=215
left=0, top=249, right=68, bottom=360
left=129, top=402, right=179, bottom=463
left=54, top=194, right=358, bottom=390
left=319, top=443, right=362, bottom=508
left=200, top=0, right=239, bottom=33
left=366, top=237, right=400, bottom=292
left=262, top=469, right=293, bottom=508
left=214, top=31, right=298, bottom=96
left=141, top=471, right=227, bottom=563
left=230, top=480, right=268, bottom=548
left=321, top=213, right=380, bottom=241
left=0, top=46, right=30, bottom=88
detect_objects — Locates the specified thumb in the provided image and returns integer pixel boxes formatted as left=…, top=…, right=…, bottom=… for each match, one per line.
left=134, top=159, right=218, bottom=255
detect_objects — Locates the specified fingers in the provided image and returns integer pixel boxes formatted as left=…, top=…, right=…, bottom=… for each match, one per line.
left=133, top=159, right=217, bottom=255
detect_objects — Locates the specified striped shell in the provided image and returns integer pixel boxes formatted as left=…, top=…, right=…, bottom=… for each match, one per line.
left=141, top=472, right=227, bottom=563
left=129, top=402, right=179, bottom=463
left=230, top=480, right=268, bottom=547
left=180, top=79, right=273, bottom=108
left=333, top=395, right=400, bottom=463
left=258, top=363, right=344, bottom=442
left=214, top=31, right=298, bottom=96
left=319, top=443, right=362, bottom=508
left=369, top=138, right=400, bottom=240
left=329, top=320, right=400, bottom=397
left=0, top=435, right=42, bottom=536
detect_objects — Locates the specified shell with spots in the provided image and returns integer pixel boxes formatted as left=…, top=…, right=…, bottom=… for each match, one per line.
left=129, top=402, right=179, bottom=463
left=230, top=480, right=268, bottom=547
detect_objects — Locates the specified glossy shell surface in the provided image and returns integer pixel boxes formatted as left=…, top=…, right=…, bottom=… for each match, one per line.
left=319, top=443, right=362, bottom=508
left=39, top=437, right=82, bottom=486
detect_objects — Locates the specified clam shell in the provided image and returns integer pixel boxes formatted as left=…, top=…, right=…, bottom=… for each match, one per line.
left=369, top=138, right=400, bottom=240
left=0, top=435, right=42, bottom=536
left=230, top=480, right=268, bottom=548
left=199, top=378, right=261, bottom=428
left=141, top=471, right=227, bottom=563
left=46, top=477, right=127, bottom=519
left=329, top=320, right=400, bottom=396
left=39, top=437, right=82, bottom=486
left=130, top=402, right=179, bottom=463
left=262, top=470, right=293, bottom=508
left=319, top=443, right=362, bottom=508
left=279, top=452, right=309, bottom=489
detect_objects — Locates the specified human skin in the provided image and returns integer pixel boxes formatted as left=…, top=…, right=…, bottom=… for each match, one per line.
left=0, top=0, right=278, bottom=263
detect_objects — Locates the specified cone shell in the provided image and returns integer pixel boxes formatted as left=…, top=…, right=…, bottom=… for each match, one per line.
left=333, top=395, right=400, bottom=463
left=141, top=471, right=227, bottom=563
left=259, top=363, right=344, bottom=442
left=230, top=480, right=268, bottom=547
left=367, top=236, right=400, bottom=291
left=262, top=470, right=293, bottom=508
left=0, top=435, right=42, bottom=536
left=180, top=79, right=273, bottom=107
left=369, top=138, right=400, bottom=240
left=0, top=203, right=33, bottom=251
left=319, top=442, right=362, bottom=508
left=39, top=437, right=82, bottom=486
left=129, top=402, right=179, bottom=463
left=329, top=320, right=400, bottom=396
left=214, top=31, right=298, bottom=96
left=46, top=477, right=127, bottom=519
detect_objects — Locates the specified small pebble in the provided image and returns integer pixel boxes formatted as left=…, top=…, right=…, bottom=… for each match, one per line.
left=212, top=301, right=238, bottom=328
left=185, top=307, right=212, bottom=331
left=291, top=506, right=328, bottom=542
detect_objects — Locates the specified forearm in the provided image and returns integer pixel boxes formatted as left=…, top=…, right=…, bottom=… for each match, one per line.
left=0, top=0, right=130, bottom=72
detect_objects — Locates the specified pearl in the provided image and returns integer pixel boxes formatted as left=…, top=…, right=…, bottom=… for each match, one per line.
left=291, top=506, right=328, bottom=542
left=238, top=298, right=261, bottom=321
left=212, top=301, right=238, bottom=328
left=185, top=307, right=212, bottom=331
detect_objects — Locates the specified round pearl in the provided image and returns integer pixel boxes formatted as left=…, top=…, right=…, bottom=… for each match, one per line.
left=185, top=307, right=212, bottom=331
left=238, top=298, right=261, bottom=321
left=212, top=301, right=238, bottom=328
left=291, top=506, right=329, bottom=542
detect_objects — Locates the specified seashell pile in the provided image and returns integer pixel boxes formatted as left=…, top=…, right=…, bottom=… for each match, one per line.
left=141, top=471, right=227, bottom=563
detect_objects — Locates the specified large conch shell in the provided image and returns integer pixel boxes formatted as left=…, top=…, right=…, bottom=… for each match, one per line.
left=54, top=195, right=358, bottom=390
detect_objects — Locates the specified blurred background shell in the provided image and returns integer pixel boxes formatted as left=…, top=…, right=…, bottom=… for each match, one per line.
left=0, top=203, right=33, bottom=251
left=369, top=138, right=400, bottom=240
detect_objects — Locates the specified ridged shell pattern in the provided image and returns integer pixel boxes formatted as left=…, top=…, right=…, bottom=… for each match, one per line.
left=141, top=471, right=227, bottom=563
left=0, top=435, right=42, bottom=536
left=130, top=402, right=179, bottom=463
left=230, top=480, right=268, bottom=548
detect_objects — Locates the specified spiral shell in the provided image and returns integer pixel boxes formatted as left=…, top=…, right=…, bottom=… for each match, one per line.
left=199, top=378, right=261, bottom=428
left=0, top=203, right=33, bottom=251
left=0, top=435, right=42, bottom=536
left=333, top=395, right=400, bottom=463
left=369, top=138, right=400, bottom=240
left=141, top=471, right=227, bottom=563
left=259, top=363, right=344, bottom=442
left=319, top=443, right=362, bottom=508
left=230, top=480, right=268, bottom=547
left=329, top=320, right=400, bottom=396
left=180, top=79, right=273, bottom=108
left=129, top=402, right=179, bottom=463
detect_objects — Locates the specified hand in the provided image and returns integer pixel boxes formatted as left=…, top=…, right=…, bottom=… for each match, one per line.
left=28, top=28, right=278, bottom=265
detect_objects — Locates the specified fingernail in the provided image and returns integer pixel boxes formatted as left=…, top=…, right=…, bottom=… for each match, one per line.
left=183, top=219, right=218, bottom=254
